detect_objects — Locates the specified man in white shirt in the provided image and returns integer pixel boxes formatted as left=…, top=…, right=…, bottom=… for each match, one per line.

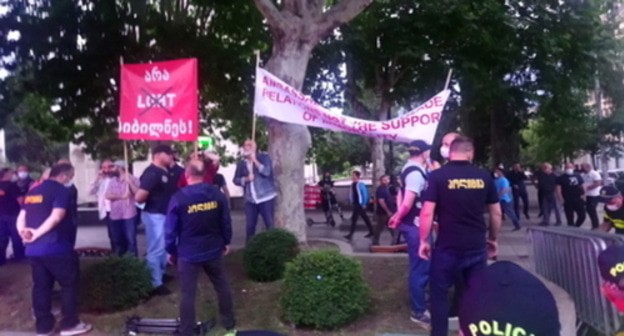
left=89, top=159, right=114, bottom=249
left=581, top=163, right=602, bottom=229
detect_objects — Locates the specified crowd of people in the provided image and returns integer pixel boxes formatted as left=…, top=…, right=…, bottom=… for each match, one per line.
left=2, top=131, right=624, bottom=336
left=0, top=140, right=276, bottom=336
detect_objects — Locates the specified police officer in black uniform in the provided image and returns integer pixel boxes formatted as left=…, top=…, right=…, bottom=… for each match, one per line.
left=418, top=136, right=502, bottom=336
left=165, top=159, right=235, bottom=335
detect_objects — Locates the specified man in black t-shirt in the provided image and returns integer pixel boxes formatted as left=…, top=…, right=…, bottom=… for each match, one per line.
left=135, top=145, right=178, bottom=296
left=418, top=136, right=502, bottom=336
left=556, top=163, right=586, bottom=227
left=373, top=175, right=397, bottom=246
left=0, top=168, right=24, bottom=265
left=537, top=163, right=561, bottom=226
left=507, top=163, right=530, bottom=220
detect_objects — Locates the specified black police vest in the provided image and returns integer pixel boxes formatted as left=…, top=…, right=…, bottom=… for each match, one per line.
left=400, top=165, right=428, bottom=224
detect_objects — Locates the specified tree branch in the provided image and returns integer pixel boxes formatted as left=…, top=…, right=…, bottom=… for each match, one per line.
left=316, top=0, right=373, bottom=38
left=253, top=0, right=289, bottom=34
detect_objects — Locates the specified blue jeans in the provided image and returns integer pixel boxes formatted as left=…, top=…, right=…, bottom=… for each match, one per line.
left=110, top=217, right=138, bottom=257
left=500, top=201, right=520, bottom=229
left=142, top=212, right=167, bottom=287
left=0, top=215, right=24, bottom=265
left=244, top=199, right=275, bottom=243
left=430, top=248, right=487, bottom=336
left=399, top=223, right=430, bottom=315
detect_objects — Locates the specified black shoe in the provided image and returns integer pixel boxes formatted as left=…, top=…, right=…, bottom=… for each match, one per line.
left=162, top=274, right=174, bottom=284
left=364, top=233, right=373, bottom=238
left=151, top=285, right=172, bottom=296
left=525, top=214, right=530, bottom=220
left=538, top=223, right=548, bottom=227
left=512, top=227, right=521, bottom=232
left=343, top=235, right=352, bottom=241
left=555, top=222, right=562, bottom=226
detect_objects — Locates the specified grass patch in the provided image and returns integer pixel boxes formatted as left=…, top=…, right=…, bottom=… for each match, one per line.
left=0, top=248, right=433, bottom=335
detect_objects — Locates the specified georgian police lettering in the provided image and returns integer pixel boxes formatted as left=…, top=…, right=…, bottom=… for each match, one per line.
left=24, top=195, right=43, bottom=204
left=469, top=320, right=535, bottom=336
left=448, top=178, right=485, bottom=190
left=187, top=201, right=218, bottom=214
left=610, top=261, right=624, bottom=278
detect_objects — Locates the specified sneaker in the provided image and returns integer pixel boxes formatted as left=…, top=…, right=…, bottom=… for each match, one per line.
left=364, top=232, right=373, bottom=238
left=343, top=235, right=352, bottom=241
left=60, top=322, right=93, bottom=336
left=223, top=330, right=237, bottom=336
left=512, top=227, right=521, bottom=232
left=151, top=285, right=172, bottom=296
left=36, top=332, right=54, bottom=336
left=410, top=311, right=431, bottom=329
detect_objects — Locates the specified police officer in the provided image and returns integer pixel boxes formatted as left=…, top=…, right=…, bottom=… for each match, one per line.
left=165, top=159, right=235, bottom=335
left=388, top=140, right=432, bottom=328
left=598, top=185, right=624, bottom=234
left=418, top=136, right=502, bottom=336
left=16, top=163, right=93, bottom=336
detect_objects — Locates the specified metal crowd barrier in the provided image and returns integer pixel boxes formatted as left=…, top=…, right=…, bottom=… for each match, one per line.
left=527, top=226, right=624, bottom=335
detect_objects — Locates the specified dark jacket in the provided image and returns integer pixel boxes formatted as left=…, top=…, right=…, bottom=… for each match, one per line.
left=165, top=183, right=232, bottom=263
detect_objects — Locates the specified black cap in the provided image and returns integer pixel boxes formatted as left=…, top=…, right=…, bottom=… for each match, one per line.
left=459, top=261, right=560, bottom=336
left=152, top=144, right=174, bottom=156
left=599, top=245, right=624, bottom=287
left=600, top=185, right=621, bottom=202
left=407, top=140, right=431, bottom=156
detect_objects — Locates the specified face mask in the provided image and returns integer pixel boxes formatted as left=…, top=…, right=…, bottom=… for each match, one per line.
left=11, top=175, right=17, bottom=182
left=607, top=204, right=620, bottom=211
left=440, top=146, right=450, bottom=159
left=64, top=180, right=74, bottom=188
left=17, top=172, right=29, bottom=179
left=566, top=169, right=574, bottom=175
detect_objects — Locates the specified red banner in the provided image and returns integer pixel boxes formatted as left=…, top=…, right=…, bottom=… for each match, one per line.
left=119, top=58, right=198, bottom=141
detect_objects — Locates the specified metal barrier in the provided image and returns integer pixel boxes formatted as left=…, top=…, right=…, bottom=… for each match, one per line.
left=527, top=226, right=624, bottom=335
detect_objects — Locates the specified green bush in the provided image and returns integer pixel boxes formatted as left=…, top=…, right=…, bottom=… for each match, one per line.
left=82, top=256, right=152, bottom=313
left=280, top=250, right=370, bottom=329
left=243, top=229, right=300, bottom=282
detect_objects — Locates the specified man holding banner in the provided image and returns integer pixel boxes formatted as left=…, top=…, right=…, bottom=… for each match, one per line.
left=233, top=140, right=277, bottom=243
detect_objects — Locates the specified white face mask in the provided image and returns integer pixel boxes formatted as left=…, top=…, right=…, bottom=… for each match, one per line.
left=440, top=146, right=450, bottom=159
left=64, top=180, right=74, bottom=188
left=607, top=204, right=620, bottom=211
left=566, top=169, right=574, bottom=175
left=11, top=175, right=17, bottom=182
left=17, top=172, right=29, bottom=179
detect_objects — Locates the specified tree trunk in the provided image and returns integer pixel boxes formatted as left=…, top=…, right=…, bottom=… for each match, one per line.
left=371, top=99, right=391, bottom=188
left=264, top=41, right=314, bottom=242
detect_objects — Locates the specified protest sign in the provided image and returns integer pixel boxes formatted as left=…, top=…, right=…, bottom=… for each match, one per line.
left=254, top=67, right=450, bottom=143
left=119, top=58, right=198, bottom=141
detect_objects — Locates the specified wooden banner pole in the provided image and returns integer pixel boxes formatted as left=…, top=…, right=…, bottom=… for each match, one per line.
left=444, top=69, right=454, bottom=90
left=252, top=50, right=260, bottom=142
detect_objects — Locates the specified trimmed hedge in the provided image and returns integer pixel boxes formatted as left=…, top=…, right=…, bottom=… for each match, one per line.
left=82, top=256, right=152, bottom=312
left=280, top=250, right=370, bottom=329
left=243, top=229, right=300, bottom=282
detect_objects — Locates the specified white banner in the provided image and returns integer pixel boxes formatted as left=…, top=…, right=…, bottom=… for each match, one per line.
left=254, top=67, right=450, bottom=143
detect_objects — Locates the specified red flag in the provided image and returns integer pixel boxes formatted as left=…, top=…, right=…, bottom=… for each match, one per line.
left=119, top=58, right=198, bottom=141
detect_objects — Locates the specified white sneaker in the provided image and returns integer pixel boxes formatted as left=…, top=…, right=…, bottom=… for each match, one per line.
left=60, top=322, right=93, bottom=336
left=36, top=332, right=54, bottom=336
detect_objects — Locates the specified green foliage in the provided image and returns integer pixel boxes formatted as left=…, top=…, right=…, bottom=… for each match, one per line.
left=281, top=250, right=370, bottom=329
left=0, top=0, right=269, bottom=155
left=243, top=229, right=299, bottom=282
left=82, top=256, right=152, bottom=313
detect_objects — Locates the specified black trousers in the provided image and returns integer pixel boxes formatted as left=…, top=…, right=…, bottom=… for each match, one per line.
left=512, top=187, right=529, bottom=218
left=348, top=204, right=373, bottom=237
left=564, top=198, right=586, bottom=227
left=540, top=193, right=561, bottom=225
left=30, top=253, right=80, bottom=334
left=178, top=258, right=235, bottom=335
left=586, top=196, right=600, bottom=229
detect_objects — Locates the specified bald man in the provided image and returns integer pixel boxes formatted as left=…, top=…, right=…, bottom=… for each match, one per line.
left=165, top=159, right=235, bottom=334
